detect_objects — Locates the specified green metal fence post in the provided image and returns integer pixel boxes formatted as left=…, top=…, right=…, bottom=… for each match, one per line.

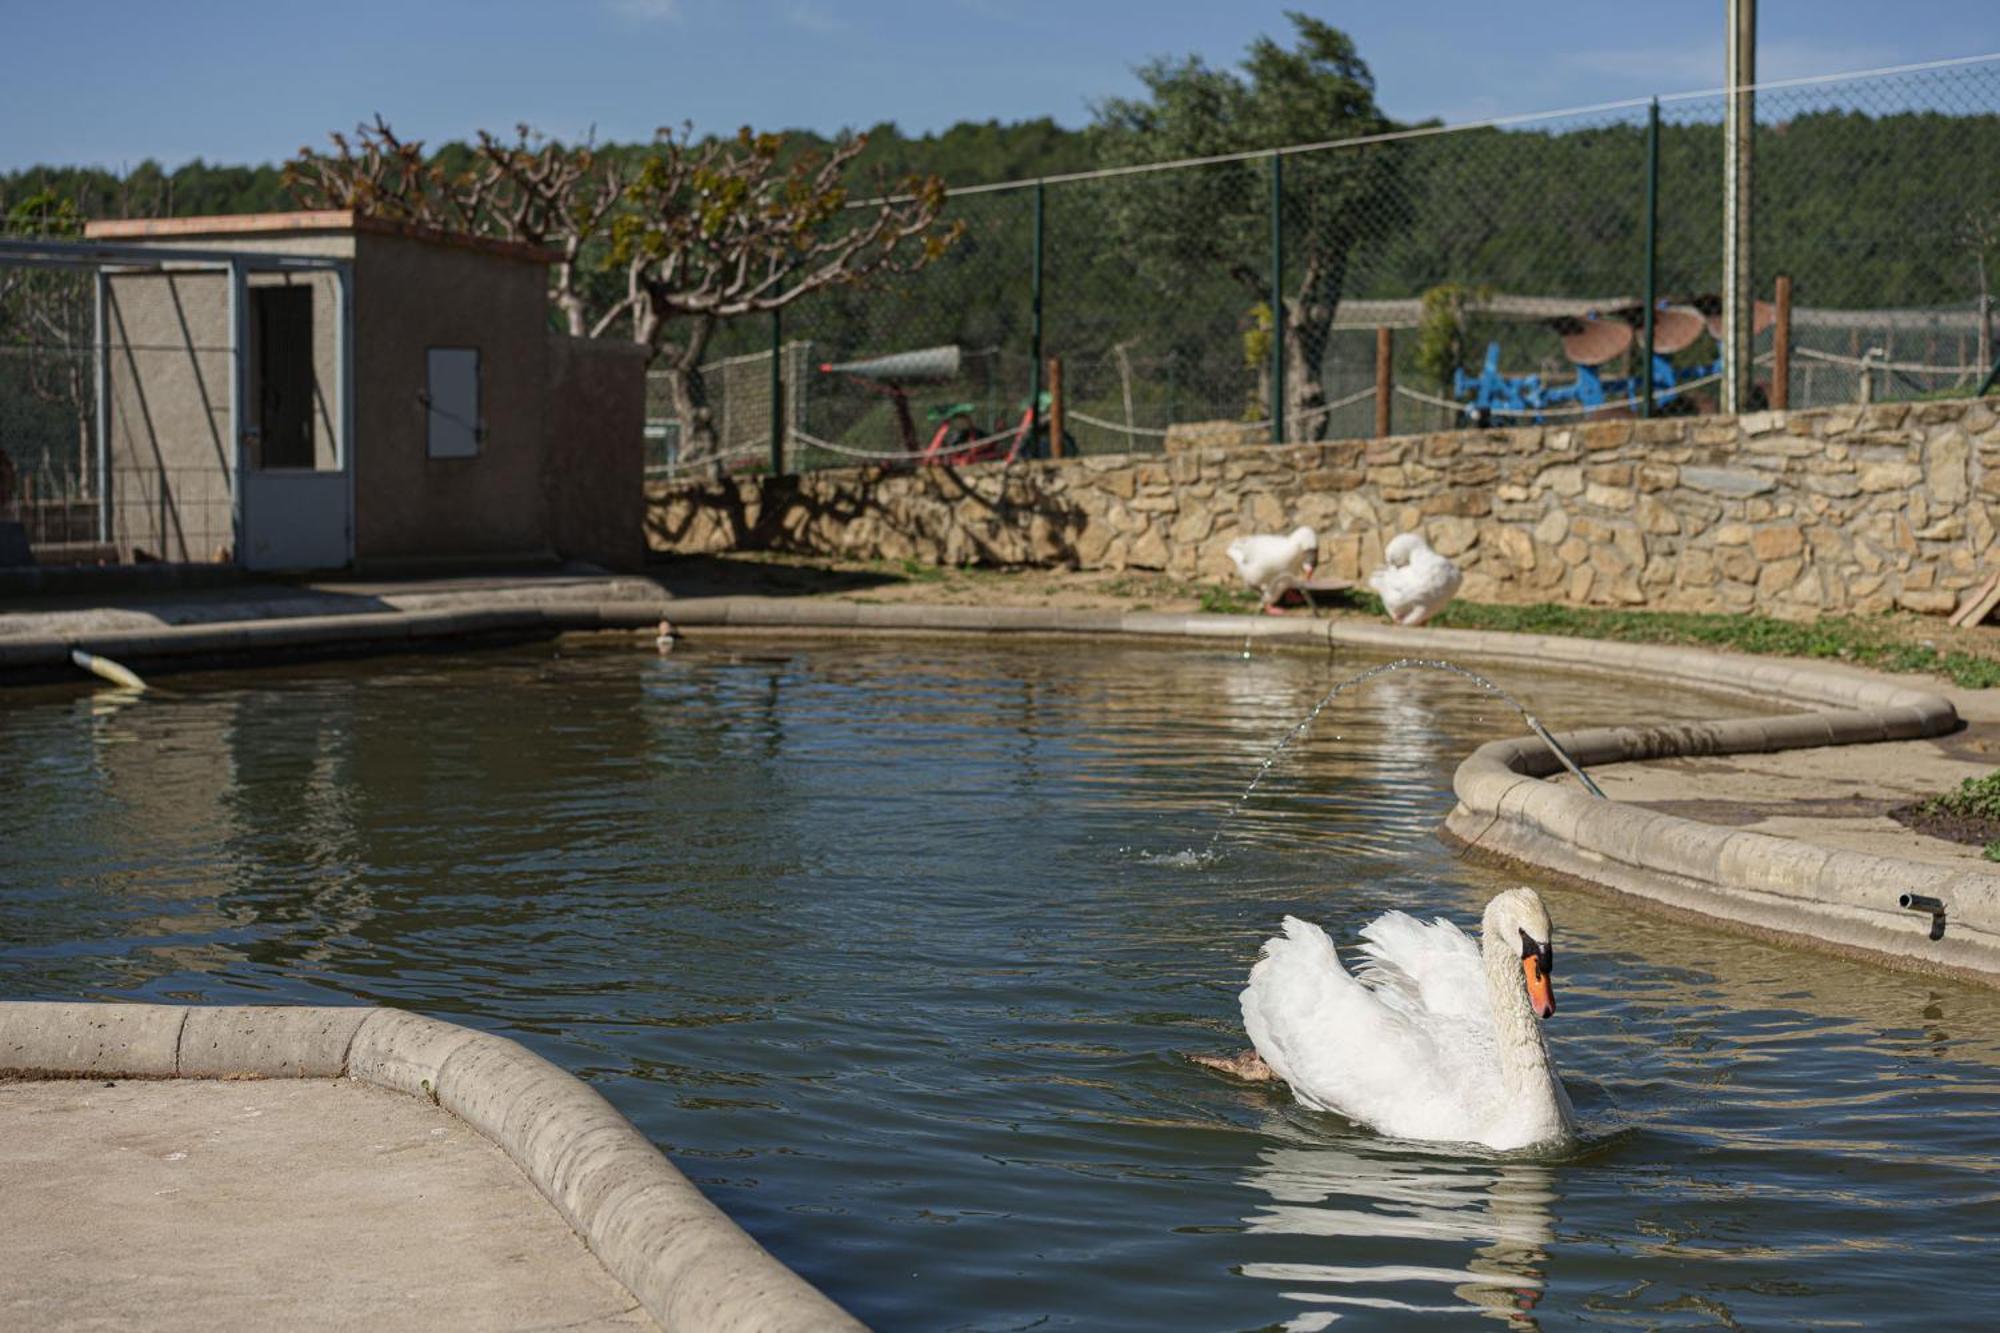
left=1270, top=152, right=1285, bottom=445
left=1028, top=181, right=1045, bottom=444
left=769, top=304, right=784, bottom=475
left=1642, top=97, right=1660, bottom=420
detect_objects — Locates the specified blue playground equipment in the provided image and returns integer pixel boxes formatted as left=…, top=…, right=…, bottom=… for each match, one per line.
left=1453, top=342, right=1720, bottom=424
left=1450, top=303, right=1722, bottom=425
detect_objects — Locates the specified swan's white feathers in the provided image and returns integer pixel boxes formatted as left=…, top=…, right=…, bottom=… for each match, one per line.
left=1352, top=910, right=1485, bottom=1025
left=1235, top=894, right=1575, bottom=1151
left=1242, top=916, right=1494, bottom=1140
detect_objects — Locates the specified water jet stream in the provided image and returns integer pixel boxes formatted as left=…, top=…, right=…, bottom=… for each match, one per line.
left=1210, top=657, right=1605, bottom=850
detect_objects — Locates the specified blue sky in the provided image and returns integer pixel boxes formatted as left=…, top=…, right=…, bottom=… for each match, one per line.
left=4, top=1, right=1997, bottom=176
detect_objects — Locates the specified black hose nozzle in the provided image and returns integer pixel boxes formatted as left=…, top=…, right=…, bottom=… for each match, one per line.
left=1899, top=893, right=1947, bottom=940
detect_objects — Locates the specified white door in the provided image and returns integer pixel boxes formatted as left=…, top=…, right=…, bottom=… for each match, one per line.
left=237, top=280, right=352, bottom=571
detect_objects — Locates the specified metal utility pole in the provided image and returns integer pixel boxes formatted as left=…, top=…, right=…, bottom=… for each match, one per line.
left=1029, top=181, right=1045, bottom=441
left=1722, top=0, right=1756, bottom=413
left=769, top=305, right=784, bottom=476
left=1641, top=98, right=1660, bottom=420
left=1269, top=153, right=1285, bottom=445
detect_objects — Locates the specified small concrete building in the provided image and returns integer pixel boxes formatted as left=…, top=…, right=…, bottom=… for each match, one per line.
left=82, top=211, right=644, bottom=571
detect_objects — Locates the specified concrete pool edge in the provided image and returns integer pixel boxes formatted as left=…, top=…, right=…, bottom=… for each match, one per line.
left=0, top=1002, right=863, bottom=1333
left=1442, top=720, right=2000, bottom=986
left=0, top=601, right=673, bottom=679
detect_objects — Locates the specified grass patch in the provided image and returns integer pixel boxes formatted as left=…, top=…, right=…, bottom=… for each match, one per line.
left=891, top=557, right=947, bottom=583
left=1200, top=587, right=1999, bottom=689
left=1197, top=583, right=1263, bottom=616
left=1923, top=771, right=2000, bottom=823
left=1421, top=602, right=2000, bottom=691
left=1894, top=771, right=2000, bottom=851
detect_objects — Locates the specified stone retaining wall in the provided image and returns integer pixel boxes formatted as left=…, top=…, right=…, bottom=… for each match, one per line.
left=648, top=398, right=2000, bottom=616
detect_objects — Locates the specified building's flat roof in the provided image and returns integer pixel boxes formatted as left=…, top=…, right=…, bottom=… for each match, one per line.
left=85, top=211, right=555, bottom=265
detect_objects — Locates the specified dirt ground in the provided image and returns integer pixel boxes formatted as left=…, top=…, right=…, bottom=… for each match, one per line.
left=1889, top=800, right=2000, bottom=847
left=651, top=550, right=1238, bottom=612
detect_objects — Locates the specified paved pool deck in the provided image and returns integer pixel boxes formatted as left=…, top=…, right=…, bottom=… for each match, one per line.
left=1580, top=713, right=2000, bottom=872
left=0, top=1003, right=862, bottom=1333
left=1, top=1077, right=651, bottom=1332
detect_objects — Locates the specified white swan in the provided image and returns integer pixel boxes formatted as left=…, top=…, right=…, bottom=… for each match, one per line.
left=1228, top=526, right=1318, bottom=611
left=1368, top=531, right=1462, bottom=626
left=1205, top=888, right=1576, bottom=1153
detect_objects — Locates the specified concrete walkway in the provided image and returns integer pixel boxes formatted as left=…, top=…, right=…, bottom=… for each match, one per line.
left=0, top=569, right=674, bottom=678
left=1552, top=673, right=2000, bottom=872
left=0, top=569, right=671, bottom=642
left=0, top=1078, right=651, bottom=1331
left=0, top=1003, right=862, bottom=1333
left=1584, top=731, right=1997, bottom=870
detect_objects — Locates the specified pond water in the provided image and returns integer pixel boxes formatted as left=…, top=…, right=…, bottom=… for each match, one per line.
left=5, top=637, right=1999, bottom=1331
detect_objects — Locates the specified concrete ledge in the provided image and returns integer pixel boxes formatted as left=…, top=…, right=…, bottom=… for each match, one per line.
left=1442, top=678, right=2000, bottom=982
left=0, top=1002, right=860, bottom=1332
left=0, top=596, right=674, bottom=681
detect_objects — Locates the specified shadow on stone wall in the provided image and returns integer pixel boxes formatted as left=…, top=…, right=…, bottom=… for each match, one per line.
left=647, top=463, right=1092, bottom=569
left=647, top=398, right=2000, bottom=617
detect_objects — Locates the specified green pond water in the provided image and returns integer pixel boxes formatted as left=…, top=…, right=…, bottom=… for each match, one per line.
left=4, top=636, right=1998, bottom=1330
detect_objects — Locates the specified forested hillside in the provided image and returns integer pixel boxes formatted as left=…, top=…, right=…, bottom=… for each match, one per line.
left=6, top=103, right=1995, bottom=451
left=6, top=108, right=1993, bottom=321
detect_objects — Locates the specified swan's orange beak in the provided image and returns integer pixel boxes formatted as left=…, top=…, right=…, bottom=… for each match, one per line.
left=1522, top=952, right=1555, bottom=1019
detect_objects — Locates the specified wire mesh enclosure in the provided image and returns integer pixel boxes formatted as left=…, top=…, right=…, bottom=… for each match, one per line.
left=1, top=232, right=352, bottom=569
left=648, top=56, right=2000, bottom=478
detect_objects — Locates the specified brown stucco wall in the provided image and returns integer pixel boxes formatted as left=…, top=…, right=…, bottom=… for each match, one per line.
left=349, top=231, right=552, bottom=566
left=545, top=336, right=648, bottom=571
left=647, top=398, right=2000, bottom=617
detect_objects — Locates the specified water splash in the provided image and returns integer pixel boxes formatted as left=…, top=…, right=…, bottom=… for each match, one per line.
left=1129, top=847, right=1220, bottom=868
left=1207, top=657, right=1603, bottom=851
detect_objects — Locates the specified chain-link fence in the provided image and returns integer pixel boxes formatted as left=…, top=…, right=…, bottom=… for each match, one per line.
left=7, top=57, right=1998, bottom=504
left=648, top=54, right=2000, bottom=478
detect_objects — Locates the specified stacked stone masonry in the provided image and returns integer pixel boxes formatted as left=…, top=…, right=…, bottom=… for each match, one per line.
left=647, top=398, right=2000, bottom=616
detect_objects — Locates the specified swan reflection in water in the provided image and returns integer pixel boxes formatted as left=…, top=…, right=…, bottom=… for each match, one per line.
left=1236, top=1138, right=1554, bottom=1329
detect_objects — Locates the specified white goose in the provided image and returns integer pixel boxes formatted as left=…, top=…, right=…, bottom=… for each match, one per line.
left=1199, top=888, right=1576, bottom=1153
left=1368, top=531, right=1462, bottom=626
left=1227, top=526, right=1318, bottom=613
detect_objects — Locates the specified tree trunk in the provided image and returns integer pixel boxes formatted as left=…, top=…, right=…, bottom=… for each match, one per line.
left=655, top=315, right=720, bottom=468
left=1283, top=245, right=1347, bottom=442
left=1977, top=253, right=1992, bottom=381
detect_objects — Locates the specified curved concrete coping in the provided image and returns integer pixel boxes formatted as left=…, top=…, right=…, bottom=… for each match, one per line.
left=656, top=596, right=1939, bottom=708
left=0, top=1002, right=861, bottom=1333
left=0, top=602, right=673, bottom=677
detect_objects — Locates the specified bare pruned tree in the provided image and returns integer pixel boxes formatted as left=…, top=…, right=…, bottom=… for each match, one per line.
left=600, top=127, right=957, bottom=461
left=0, top=191, right=95, bottom=495
left=284, top=116, right=959, bottom=465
